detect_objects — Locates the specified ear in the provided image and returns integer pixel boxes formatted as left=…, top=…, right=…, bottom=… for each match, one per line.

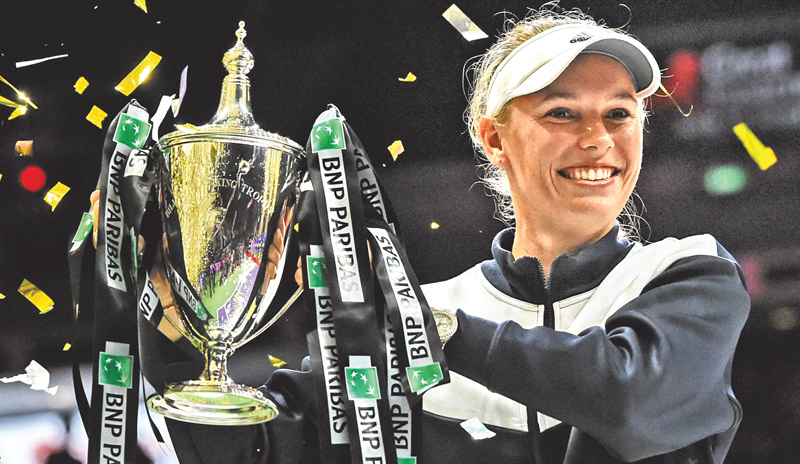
left=479, top=116, right=506, bottom=167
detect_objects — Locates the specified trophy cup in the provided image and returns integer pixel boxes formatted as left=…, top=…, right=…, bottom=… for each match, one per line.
left=146, top=22, right=305, bottom=425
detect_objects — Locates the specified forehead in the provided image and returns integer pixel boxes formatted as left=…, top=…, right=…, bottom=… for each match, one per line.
left=538, top=53, right=638, bottom=98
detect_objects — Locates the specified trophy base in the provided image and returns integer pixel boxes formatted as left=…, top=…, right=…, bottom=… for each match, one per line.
left=146, top=380, right=279, bottom=425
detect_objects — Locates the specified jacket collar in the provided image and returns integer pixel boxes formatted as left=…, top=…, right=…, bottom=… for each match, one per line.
left=480, top=224, right=636, bottom=304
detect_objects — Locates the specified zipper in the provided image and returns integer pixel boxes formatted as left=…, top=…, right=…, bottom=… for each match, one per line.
left=537, top=260, right=555, bottom=329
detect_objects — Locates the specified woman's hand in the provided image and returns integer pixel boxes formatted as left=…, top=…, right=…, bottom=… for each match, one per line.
left=89, top=189, right=183, bottom=341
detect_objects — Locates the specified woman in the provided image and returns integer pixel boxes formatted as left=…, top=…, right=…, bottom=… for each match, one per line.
left=418, top=7, right=749, bottom=464
left=91, top=7, right=749, bottom=464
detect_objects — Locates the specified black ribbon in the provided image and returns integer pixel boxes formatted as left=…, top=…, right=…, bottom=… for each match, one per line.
left=297, top=105, right=447, bottom=464
left=68, top=100, right=158, bottom=464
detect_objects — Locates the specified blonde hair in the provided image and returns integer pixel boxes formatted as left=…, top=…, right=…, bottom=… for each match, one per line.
left=466, top=5, right=644, bottom=240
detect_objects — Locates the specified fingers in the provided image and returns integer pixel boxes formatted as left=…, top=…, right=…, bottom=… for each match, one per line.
left=295, top=256, right=303, bottom=287
left=90, top=189, right=100, bottom=248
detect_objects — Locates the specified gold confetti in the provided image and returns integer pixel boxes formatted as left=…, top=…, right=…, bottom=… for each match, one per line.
left=0, top=95, right=24, bottom=109
left=115, top=51, right=161, bottom=96
left=442, top=4, right=488, bottom=41
left=63, top=343, right=72, bottom=351
left=8, top=106, right=28, bottom=120
left=74, top=77, right=89, bottom=94
left=0, top=74, right=37, bottom=109
left=430, top=222, right=440, bottom=230
left=0, top=292, right=5, bottom=299
left=15, top=140, right=33, bottom=156
left=294, top=223, right=299, bottom=232
left=268, top=355, right=296, bottom=370
left=387, top=140, right=405, bottom=161
left=175, top=123, right=199, bottom=132
left=86, top=105, right=107, bottom=128
left=733, top=123, right=776, bottom=170
left=18, top=279, right=54, bottom=314
left=44, top=182, right=70, bottom=211
left=134, top=0, right=147, bottom=13
left=398, top=72, right=417, bottom=82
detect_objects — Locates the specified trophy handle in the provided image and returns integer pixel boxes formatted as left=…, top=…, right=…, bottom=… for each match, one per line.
left=233, top=286, right=303, bottom=350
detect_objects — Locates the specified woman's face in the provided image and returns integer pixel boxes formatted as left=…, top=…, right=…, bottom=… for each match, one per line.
left=482, top=53, right=644, bottom=240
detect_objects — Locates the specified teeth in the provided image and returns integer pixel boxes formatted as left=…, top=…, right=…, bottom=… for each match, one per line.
left=564, top=168, right=613, bottom=180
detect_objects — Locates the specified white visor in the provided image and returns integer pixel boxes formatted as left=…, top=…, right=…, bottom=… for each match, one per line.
left=486, top=23, right=661, bottom=117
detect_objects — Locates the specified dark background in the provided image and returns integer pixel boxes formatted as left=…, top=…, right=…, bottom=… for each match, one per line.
left=1, top=0, right=800, bottom=462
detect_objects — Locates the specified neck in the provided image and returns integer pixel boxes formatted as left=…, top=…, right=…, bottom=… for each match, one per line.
left=511, top=220, right=614, bottom=278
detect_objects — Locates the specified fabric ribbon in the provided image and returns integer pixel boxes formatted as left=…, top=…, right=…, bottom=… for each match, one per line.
left=68, top=100, right=159, bottom=464
left=297, top=105, right=447, bottom=464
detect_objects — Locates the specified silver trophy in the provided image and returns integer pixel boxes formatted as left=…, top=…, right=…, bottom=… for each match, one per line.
left=146, top=22, right=305, bottom=425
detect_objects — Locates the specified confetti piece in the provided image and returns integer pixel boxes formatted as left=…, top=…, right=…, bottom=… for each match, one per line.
left=430, top=222, right=440, bottom=230
left=0, top=293, right=5, bottom=299
left=8, top=106, right=27, bottom=120
left=115, top=51, right=162, bottom=96
left=15, top=140, right=33, bottom=155
left=175, top=123, right=199, bottom=133
left=87, top=105, right=107, bottom=128
left=151, top=94, right=175, bottom=142
left=398, top=72, right=417, bottom=82
left=460, top=417, right=496, bottom=440
left=16, top=54, right=69, bottom=68
left=268, top=355, right=294, bottom=370
left=18, top=279, right=54, bottom=314
left=44, top=182, right=70, bottom=211
left=733, top=122, right=776, bottom=170
left=387, top=140, right=405, bottom=160
left=0, top=95, right=24, bottom=109
left=63, top=343, right=71, bottom=351
left=172, top=65, right=188, bottom=117
left=294, top=223, right=299, bottom=232
left=0, top=74, right=37, bottom=109
left=134, top=0, right=147, bottom=13
left=0, top=360, right=58, bottom=395
left=74, top=77, right=89, bottom=94
left=443, top=4, right=488, bottom=41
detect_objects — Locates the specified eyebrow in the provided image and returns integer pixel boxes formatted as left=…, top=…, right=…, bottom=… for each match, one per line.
left=539, top=90, right=638, bottom=103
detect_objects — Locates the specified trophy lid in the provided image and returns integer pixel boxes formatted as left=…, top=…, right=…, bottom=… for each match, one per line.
left=159, top=21, right=304, bottom=155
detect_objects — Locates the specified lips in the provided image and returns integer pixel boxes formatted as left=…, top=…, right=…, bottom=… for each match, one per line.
left=558, top=167, right=618, bottom=181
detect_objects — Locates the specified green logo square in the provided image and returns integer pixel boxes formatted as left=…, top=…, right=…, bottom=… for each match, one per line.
left=407, top=362, right=443, bottom=393
left=345, top=366, right=381, bottom=400
left=307, top=256, right=328, bottom=288
left=99, top=352, right=133, bottom=388
left=71, top=212, right=94, bottom=244
left=113, top=114, right=151, bottom=149
left=311, top=118, right=345, bottom=152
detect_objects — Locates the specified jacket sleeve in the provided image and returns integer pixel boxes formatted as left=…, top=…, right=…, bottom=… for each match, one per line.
left=443, top=252, right=750, bottom=462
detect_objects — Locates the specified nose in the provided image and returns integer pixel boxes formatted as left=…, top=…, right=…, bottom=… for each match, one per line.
left=579, top=121, right=614, bottom=152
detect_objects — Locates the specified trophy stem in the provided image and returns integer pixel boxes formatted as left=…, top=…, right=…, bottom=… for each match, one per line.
left=202, top=337, right=234, bottom=383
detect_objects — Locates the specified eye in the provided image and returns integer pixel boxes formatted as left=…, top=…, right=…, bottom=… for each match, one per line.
left=545, top=108, right=573, bottom=119
left=607, top=108, right=632, bottom=119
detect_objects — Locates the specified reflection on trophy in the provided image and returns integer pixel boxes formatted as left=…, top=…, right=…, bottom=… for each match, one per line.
left=146, top=22, right=305, bottom=425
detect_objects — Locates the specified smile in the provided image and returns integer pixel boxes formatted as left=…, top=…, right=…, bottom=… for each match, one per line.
left=558, top=167, right=618, bottom=181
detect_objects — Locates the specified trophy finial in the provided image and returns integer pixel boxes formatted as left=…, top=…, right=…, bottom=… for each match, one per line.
left=236, top=21, right=247, bottom=43
left=211, top=21, right=257, bottom=127
left=223, top=20, right=254, bottom=77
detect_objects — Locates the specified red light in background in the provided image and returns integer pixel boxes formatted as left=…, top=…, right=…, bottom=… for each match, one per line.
left=654, top=49, right=701, bottom=110
left=19, top=165, right=47, bottom=192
